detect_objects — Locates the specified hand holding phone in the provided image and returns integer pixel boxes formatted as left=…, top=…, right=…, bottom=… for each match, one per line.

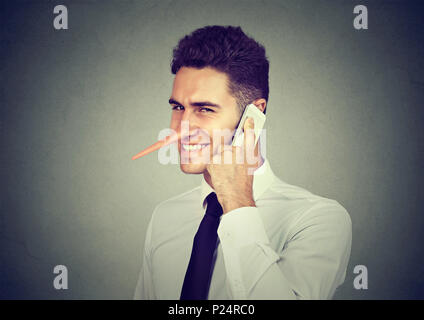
left=231, top=104, right=266, bottom=147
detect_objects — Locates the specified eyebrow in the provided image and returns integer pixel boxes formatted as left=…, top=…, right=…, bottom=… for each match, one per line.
left=168, top=98, right=221, bottom=109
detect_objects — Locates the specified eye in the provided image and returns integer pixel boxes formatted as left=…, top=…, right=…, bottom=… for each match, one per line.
left=172, top=105, right=184, bottom=111
left=199, top=107, right=214, bottom=113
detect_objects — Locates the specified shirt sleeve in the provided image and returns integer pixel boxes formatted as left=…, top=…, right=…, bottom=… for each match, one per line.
left=217, top=203, right=352, bottom=299
left=133, top=216, right=156, bottom=300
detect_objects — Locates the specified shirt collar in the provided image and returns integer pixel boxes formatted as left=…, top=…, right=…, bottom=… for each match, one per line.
left=200, top=158, right=276, bottom=209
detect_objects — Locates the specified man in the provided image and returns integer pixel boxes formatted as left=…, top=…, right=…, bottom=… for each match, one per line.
left=134, top=25, right=352, bottom=299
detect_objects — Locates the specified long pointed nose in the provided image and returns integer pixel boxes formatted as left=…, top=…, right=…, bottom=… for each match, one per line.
left=131, top=130, right=182, bottom=160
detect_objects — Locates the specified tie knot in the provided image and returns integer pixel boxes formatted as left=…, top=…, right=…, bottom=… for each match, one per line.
left=205, top=192, right=223, bottom=218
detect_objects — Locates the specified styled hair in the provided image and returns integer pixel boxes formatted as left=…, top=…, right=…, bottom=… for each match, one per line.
left=171, top=25, right=269, bottom=115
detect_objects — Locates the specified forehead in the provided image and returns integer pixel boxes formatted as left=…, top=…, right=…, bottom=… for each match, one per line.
left=172, top=67, right=230, bottom=100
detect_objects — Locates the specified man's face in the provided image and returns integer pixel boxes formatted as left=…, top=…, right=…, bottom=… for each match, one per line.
left=169, top=67, right=240, bottom=174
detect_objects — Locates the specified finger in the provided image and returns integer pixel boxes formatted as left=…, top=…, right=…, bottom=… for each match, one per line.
left=211, top=144, right=234, bottom=164
left=224, top=147, right=235, bottom=164
left=243, top=117, right=256, bottom=151
left=244, top=117, right=260, bottom=166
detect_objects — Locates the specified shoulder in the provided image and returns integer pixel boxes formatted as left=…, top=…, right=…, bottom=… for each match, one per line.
left=267, top=176, right=352, bottom=233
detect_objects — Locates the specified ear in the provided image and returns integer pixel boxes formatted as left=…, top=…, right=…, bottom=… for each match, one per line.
left=252, top=98, right=267, bottom=113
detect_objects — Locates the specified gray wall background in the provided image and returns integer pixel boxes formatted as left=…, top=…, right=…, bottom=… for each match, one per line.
left=1, top=0, right=423, bottom=299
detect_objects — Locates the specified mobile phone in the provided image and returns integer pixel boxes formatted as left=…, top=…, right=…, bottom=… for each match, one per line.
left=231, top=104, right=266, bottom=147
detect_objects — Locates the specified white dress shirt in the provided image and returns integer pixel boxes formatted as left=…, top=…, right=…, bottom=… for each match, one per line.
left=134, top=158, right=352, bottom=299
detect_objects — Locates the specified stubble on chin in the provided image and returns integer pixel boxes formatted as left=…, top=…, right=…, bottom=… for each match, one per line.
left=178, top=146, right=212, bottom=175
left=179, top=163, right=206, bottom=174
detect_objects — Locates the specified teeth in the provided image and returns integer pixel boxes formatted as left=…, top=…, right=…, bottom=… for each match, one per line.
left=182, top=144, right=208, bottom=151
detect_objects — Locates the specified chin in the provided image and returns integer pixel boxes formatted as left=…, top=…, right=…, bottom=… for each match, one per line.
left=179, top=162, right=206, bottom=174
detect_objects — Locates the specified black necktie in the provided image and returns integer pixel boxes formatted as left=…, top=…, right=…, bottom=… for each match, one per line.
left=180, top=192, right=223, bottom=300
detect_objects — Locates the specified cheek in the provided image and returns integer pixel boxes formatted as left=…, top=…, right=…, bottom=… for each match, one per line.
left=170, top=113, right=182, bottom=130
left=208, top=127, right=237, bottom=148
